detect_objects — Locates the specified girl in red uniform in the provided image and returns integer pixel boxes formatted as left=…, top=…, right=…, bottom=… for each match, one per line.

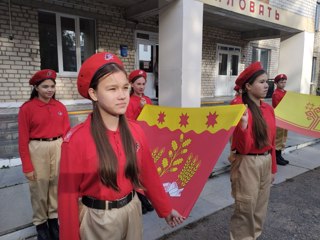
left=18, top=69, right=70, bottom=240
left=272, top=74, right=289, bottom=166
left=229, top=62, right=277, bottom=240
left=125, top=69, right=152, bottom=120
left=126, top=69, right=155, bottom=214
left=58, top=52, right=184, bottom=240
left=230, top=85, right=243, bottom=105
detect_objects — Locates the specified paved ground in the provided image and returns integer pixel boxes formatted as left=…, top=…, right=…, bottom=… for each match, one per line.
left=158, top=167, right=320, bottom=240
left=1, top=134, right=319, bottom=240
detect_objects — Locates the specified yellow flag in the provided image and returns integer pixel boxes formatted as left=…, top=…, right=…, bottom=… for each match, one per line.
left=275, top=91, right=320, bottom=138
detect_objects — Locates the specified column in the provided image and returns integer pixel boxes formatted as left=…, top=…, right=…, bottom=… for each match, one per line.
left=278, top=31, right=314, bottom=94
left=158, top=0, right=203, bottom=107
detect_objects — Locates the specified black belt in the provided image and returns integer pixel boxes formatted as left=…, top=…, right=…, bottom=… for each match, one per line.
left=30, top=136, right=61, bottom=141
left=235, top=151, right=270, bottom=156
left=82, top=191, right=135, bottom=210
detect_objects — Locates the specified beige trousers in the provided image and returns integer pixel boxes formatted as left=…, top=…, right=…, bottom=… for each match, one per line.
left=230, top=154, right=272, bottom=240
left=275, top=127, right=288, bottom=150
left=79, top=194, right=143, bottom=240
left=28, top=138, right=62, bottom=225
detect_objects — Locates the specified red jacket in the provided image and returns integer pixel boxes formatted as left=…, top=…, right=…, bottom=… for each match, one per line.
left=126, top=94, right=152, bottom=120
left=272, top=88, right=286, bottom=108
left=58, top=115, right=172, bottom=240
left=18, top=98, right=70, bottom=173
left=231, top=101, right=277, bottom=174
left=230, top=95, right=243, bottom=105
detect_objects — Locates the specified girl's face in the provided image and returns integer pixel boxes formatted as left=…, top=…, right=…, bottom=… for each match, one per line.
left=276, top=79, right=286, bottom=90
left=35, top=79, right=56, bottom=102
left=246, top=73, right=269, bottom=99
left=131, top=77, right=146, bottom=96
left=89, top=71, right=130, bottom=117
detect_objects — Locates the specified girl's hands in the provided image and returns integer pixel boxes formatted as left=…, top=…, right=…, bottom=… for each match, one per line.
left=165, top=209, right=186, bottom=227
left=140, top=97, right=147, bottom=108
left=25, top=171, right=36, bottom=181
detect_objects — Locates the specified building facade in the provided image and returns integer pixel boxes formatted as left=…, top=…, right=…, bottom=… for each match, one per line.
left=0, top=0, right=319, bottom=237
left=0, top=0, right=319, bottom=105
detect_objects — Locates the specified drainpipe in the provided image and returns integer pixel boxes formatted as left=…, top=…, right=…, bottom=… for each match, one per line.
left=8, top=0, right=14, bottom=40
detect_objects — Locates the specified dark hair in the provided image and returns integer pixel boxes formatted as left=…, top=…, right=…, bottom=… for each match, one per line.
left=89, top=63, right=142, bottom=191
left=241, top=69, right=269, bottom=149
left=29, top=79, right=56, bottom=100
left=129, top=75, right=143, bottom=96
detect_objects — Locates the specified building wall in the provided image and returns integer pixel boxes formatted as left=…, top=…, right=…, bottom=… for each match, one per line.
left=313, top=31, right=320, bottom=95
left=201, top=25, right=280, bottom=97
left=0, top=3, right=39, bottom=102
left=270, top=0, right=317, bottom=19
left=251, top=38, right=281, bottom=79
left=0, top=0, right=157, bottom=102
left=201, top=25, right=246, bottom=97
left=0, top=0, right=317, bottom=102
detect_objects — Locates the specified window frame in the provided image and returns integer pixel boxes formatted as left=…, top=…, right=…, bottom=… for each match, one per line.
left=39, top=10, right=96, bottom=77
left=252, top=46, right=270, bottom=74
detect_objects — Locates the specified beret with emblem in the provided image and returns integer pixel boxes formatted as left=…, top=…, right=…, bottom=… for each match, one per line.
left=29, top=69, right=56, bottom=86
left=274, top=73, right=287, bottom=83
left=235, top=62, right=264, bottom=88
left=77, top=52, right=124, bottom=99
left=129, top=69, right=147, bottom=83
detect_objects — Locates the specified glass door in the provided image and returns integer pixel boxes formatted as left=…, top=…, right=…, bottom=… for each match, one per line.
left=215, top=45, right=240, bottom=96
left=135, top=31, right=158, bottom=99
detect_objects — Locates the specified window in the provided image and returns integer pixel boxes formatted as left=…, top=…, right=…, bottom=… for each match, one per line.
left=315, top=2, right=320, bottom=31
left=38, top=11, right=96, bottom=74
left=217, top=45, right=240, bottom=76
left=252, top=47, right=270, bottom=73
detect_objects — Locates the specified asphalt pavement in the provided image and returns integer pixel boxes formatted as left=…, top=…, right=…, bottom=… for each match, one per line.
left=0, top=133, right=319, bottom=240
left=159, top=162, right=320, bottom=240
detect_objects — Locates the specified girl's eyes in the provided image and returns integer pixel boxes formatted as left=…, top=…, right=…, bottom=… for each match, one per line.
left=107, top=86, right=130, bottom=91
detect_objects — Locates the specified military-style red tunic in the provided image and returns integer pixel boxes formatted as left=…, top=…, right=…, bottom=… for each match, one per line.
left=18, top=98, right=70, bottom=173
left=231, top=101, right=277, bottom=174
left=58, top=115, right=172, bottom=240
left=126, top=94, right=152, bottom=120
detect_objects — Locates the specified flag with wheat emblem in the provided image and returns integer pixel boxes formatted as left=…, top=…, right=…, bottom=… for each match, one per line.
left=137, top=104, right=245, bottom=217
left=275, top=91, right=320, bottom=138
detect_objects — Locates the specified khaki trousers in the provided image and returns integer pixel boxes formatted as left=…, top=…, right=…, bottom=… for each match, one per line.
left=230, top=154, right=272, bottom=240
left=79, top=194, right=143, bottom=240
left=275, top=127, right=288, bottom=150
left=28, top=138, right=62, bottom=225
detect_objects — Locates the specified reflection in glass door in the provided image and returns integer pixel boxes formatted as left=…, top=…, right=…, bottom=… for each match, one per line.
left=135, top=31, right=158, bottom=99
left=215, top=45, right=240, bottom=97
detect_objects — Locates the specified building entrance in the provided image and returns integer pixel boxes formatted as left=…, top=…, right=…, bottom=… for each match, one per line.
left=135, top=31, right=158, bottom=99
left=215, top=44, right=240, bottom=97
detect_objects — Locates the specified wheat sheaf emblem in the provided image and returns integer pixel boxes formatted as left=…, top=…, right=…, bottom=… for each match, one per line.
left=151, top=133, right=201, bottom=197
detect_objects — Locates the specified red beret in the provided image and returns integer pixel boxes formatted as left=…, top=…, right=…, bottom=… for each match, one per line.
left=274, top=74, right=287, bottom=83
left=29, top=69, right=56, bottom=85
left=235, top=62, right=263, bottom=88
left=234, top=85, right=240, bottom=92
left=77, top=52, right=124, bottom=99
left=128, top=69, right=147, bottom=83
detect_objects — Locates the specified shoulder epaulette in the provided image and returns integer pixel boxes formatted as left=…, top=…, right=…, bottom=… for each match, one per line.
left=63, top=123, right=84, bottom=142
